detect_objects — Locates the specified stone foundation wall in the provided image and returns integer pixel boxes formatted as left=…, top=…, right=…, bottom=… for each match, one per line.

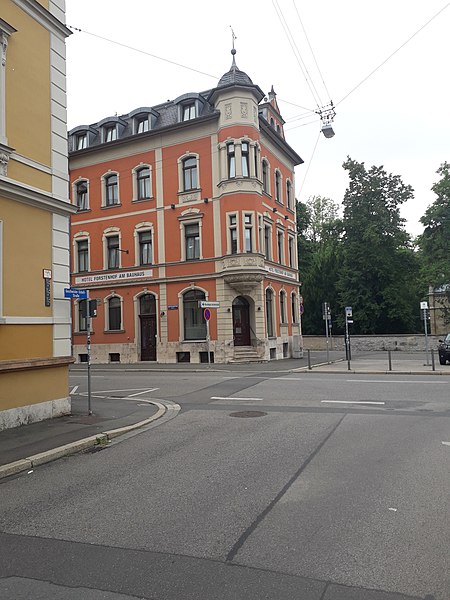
left=302, top=334, right=443, bottom=352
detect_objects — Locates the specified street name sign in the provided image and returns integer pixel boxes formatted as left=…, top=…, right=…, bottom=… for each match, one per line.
left=64, top=288, right=88, bottom=299
left=199, top=301, right=220, bottom=308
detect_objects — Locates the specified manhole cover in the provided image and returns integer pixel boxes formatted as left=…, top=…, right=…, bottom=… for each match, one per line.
left=229, top=411, right=267, bottom=418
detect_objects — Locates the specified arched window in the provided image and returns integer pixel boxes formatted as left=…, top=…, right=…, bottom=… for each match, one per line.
left=275, top=171, right=281, bottom=203
left=265, top=289, right=274, bottom=337
left=262, top=160, right=269, bottom=193
left=183, top=289, right=206, bottom=340
left=280, top=291, right=286, bottom=324
left=291, top=293, right=297, bottom=324
left=105, top=174, right=119, bottom=206
left=286, top=180, right=292, bottom=210
left=108, top=297, right=122, bottom=331
left=140, top=294, right=156, bottom=315
left=136, top=166, right=151, bottom=200
left=183, top=157, right=198, bottom=191
left=75, top=180, right=88, bottom=210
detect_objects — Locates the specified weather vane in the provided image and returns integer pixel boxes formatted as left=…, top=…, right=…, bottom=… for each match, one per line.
left=230, top=26, right=237, bottom=51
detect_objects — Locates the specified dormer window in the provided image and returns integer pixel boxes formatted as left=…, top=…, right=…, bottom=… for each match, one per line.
left=182, top=103, right=196, bottom=121
left=76, top=133, right=88, bottom=150
left=104, top=125, right=117, bottom=142
left=136, top=116, right=149, bottom=133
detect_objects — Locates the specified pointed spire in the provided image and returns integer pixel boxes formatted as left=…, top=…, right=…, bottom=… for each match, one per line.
left=230, top=26, right=237, bottom=69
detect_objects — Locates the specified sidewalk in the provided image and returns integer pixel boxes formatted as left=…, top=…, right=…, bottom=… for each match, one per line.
left=1, top=352, right=448, bottom=479
left=0, top=393, right=164, bottom=479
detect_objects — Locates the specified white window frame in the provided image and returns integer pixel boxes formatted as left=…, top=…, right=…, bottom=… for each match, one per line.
left=274, top=169, right=283, bottom=204
left=104, top=293, right=123, bottom=332
left=280, top=290, right=287, bottom=324
left=243, top=212, right=255, bottom=253
left=132, top=163, right=153, bottom=201
left=134, top=222, right=154, bottom=266
left=227, top=212, right=239, bottom=255
left=177, top=153, right=200, bottom=195
left=277, top=228, right=285, bottom=264
left=101, top=171, right=120, bottom=207
left=102, top=227, right=122, bottom=270
left=72, top=177, right=90, bottom=210
left=286, top=178, right=294, bottom=211
left=288, top=234, right=296, bottom=268
left=135, top=115, right=150, bottom=134
left=262, top=159, right=270, bottom=195
left=103, top=124, right=117, bottom=143
left=264, top=222, right=273, bottom=260
left=73, top=232, right=90, bottom=273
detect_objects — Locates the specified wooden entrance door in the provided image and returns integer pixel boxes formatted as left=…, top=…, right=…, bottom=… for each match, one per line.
left=140, top=315, right=156, bottom=361
left=232, top=297, right=251, bottom=346
left=139, top=294, right=157, bottom=361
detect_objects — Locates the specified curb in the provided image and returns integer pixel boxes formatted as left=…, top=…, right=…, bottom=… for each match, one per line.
left=0, top=401, right=167, bottom=481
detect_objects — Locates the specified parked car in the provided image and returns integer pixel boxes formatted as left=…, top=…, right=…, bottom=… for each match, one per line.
left=438, top=333, right=450, bottom=365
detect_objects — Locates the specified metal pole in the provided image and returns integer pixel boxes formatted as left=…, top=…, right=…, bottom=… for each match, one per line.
left=424, top=310, right=430, bottom=366
left=307, top=349, right=312, bottom=370
left=388, top=350, right=392, bottom=371
left=431, top=348, right=435, bottom=371
left=86, top=308, right=92, bottom=416
left=325, top=313, right=330, bottom=363
left=345, top=315, right=351, bottom=371
left=207, top=318, right=211, bottom=367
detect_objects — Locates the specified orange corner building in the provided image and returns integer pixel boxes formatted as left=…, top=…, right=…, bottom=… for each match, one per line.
left=69, top=52, right=304, bottom=364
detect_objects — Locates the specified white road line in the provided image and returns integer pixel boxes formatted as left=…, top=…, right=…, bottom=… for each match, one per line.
left=70, top=385, right=79, bottom=394
left=321, top=400, right=385, bottom=405
left=210, top=396, right=263, bottom=401
left=127, top=388, right=159, bottom=397
left=348, top=379, right=447, bottom=384
left=442, top=442, right=450, bottom=446
left=274, top=377, right=305, bottom=381
left=87, top=387, right=157, bottom=394
left=69, top=375, right=107, bottom=378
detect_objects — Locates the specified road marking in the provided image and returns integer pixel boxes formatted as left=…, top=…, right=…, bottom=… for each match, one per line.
left=70, top=385, right=79, bottom=394
left=321, top=400, right=385, bottom=405
left=69, top=375, right=107, bottom=378
left=348, top=379, right=447, bottom=384
left=86, top=387, right=158, bottom=394
left=127, top=388, right=159, bottom=397
left=442, top=442, right=450, bottom=446
left=211, top=396, right=263, bottom=401
left=274, top=377, right=305, bottom=381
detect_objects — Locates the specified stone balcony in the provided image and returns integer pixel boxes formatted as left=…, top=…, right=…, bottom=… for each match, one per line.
left=217, top=253, right=265, bottom=293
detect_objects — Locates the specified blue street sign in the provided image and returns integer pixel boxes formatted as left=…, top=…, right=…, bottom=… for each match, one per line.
left=64, top=288, right=88, bottom=299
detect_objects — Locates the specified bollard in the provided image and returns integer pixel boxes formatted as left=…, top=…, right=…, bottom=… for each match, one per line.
left=431, top=348, right=435, bottom=371
left=307, top=349, right=312, bottom=370
left=388, top=350, right=392, bottom=371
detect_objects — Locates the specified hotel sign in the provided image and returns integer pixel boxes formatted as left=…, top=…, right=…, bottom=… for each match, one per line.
left=74, top=269, right=153, bottom=285
left=265, top=266, right=297, bottom=280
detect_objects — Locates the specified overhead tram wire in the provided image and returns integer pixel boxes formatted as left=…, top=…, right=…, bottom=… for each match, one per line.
left=297, top=128, right=321, bottom=199
left=335, top=1, right=450, bottom=106
left=68, top=26, right=219, bottom=81
left=272, top=0, right=324, bottom=109
left=291, top=0, right=333, bottom=105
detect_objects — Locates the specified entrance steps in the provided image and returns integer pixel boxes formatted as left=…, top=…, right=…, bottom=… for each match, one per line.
left=230, top=346, right=266, bottom=363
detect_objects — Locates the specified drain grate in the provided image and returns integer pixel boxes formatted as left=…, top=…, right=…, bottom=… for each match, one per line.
left=229, top=411, right=267, bottom=418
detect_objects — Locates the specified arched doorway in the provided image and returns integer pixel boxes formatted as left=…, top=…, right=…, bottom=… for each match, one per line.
left=232, top=296, right=251, bottom=346
left=139, top=294, right=156, bottom=361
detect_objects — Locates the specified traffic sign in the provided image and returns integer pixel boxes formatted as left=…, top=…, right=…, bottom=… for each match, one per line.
left=345, top=306, right=352, bottom=317
left=203, top=308, right=211, bottom=321
left=64, top=288, right=87, bottom=299
left=420, top=301, right=428, bottom=310
left=199, top=301, right=220, bottom=309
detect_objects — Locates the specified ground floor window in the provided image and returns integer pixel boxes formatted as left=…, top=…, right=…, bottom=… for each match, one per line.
left=183, top=289, right=206, bottom=340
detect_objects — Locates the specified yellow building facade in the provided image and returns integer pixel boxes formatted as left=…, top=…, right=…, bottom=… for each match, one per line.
left=0, top=0, right=75, bottom=429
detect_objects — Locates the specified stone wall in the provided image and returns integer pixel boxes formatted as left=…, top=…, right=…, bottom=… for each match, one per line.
left=302, top=334, right=444, bottom=352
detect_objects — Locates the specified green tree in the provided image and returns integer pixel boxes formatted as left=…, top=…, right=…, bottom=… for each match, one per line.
left=296, top=196, right=342, bottom=334
left=417, top=162, right=450, bottom=326
left=337, top=158, right=420, bottom=333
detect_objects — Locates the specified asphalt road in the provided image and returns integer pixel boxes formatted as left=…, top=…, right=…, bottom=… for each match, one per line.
left=1, top=368, right=449, bottom=600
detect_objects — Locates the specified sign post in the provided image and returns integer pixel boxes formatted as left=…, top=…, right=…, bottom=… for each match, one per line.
left=345, top=306, right=353, bottom=370
left=77, top=294, right=97, bottom=416
left=420, top=301, right=430, bottom=366
left=203, top=308, right=211, bottom=366
left=322, top=302, right=331, bottom=363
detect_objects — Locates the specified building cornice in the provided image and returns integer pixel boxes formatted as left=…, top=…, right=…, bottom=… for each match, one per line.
left=0, top=177, right=77, bottom=216
left=12, top=0, right=72, bottom=38
left=259, top=117, right=304, bottom=166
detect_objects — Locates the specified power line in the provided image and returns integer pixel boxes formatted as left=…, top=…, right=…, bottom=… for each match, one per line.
left=297, top=128, right=321, bottom=200
left=336, top=2, right=450, bottom=106
left=272, top=0, right=324, bottom=108
left=291, top=0, right=332, bottom=103
left=68, top=26, right=219, bottom=81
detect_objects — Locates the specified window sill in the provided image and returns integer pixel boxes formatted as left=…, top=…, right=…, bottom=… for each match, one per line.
left=104, top=329, right=125, bottom=334
left=132, top=197, right=153, bottom=203
left=182, top=339, right=207, bottom=343
left=102, top=203, right=121, bottom=209
left=76, top=208, right=91, bottom=214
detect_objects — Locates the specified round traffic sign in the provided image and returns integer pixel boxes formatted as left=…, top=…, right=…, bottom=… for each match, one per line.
left=203, top=308, right=211, bottom=321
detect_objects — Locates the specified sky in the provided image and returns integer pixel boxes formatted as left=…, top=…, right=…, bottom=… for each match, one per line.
left=65, top=0, right=450, bottom=237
